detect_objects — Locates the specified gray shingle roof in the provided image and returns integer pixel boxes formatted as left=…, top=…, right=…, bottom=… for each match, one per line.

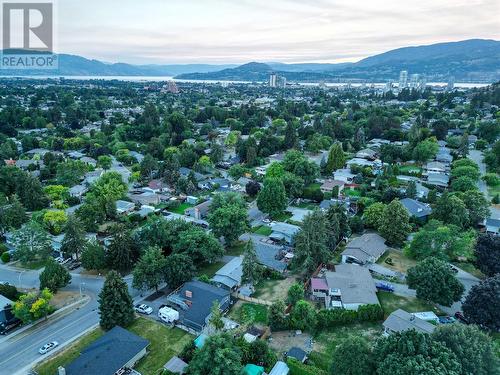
left=325, top=264, right=379, bottom=306
left=65, top=326, right=149, bottom=375
left=383, top=309, right=436, bottom=334
left=254, top=241, right=287, bottom=272
left=211, top=257, right=243, bottom=289
left=400, top=198, right=432, bottom=218
left=342, top=233, right=387, bottom=264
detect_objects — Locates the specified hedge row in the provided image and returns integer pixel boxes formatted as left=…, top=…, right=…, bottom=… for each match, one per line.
left=287, top=358, right=327, bottom=375
left=316, top=304, right=384, bottom=329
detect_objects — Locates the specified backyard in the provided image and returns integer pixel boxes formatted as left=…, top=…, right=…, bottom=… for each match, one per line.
left=229, top=301, right=268, bottom=325
left=167, top=202, right=193, bottom=215
left=253, top=276, right=298, bottom=302
left=35, top=318, right=192, bottom=375
left=252, top=225, right=273, bottom=236
left=197, top=261, right=225, bottom=278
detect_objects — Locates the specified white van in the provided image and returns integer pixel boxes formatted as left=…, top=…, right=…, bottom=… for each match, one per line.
left=158, top=306, right=179, bottom=323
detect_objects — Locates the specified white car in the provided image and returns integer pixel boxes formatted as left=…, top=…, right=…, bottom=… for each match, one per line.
left=39, top=341, right=59, bottom=354
left=134, top=304, right=153, bottom=315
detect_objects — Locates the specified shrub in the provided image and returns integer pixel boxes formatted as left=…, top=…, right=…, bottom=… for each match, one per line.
left=0, top=283, right=19, bottom=300
left=0, top=243, right=7, bottom=255
left=287, top=358, right=327, bottom=375
left=483, top=173, right=500, bottom=187
left=1, top=252, right=10, bottom=263
left=315, top=304, right=383, bottom=329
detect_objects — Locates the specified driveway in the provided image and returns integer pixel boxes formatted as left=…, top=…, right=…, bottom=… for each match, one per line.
left=469, top=150, right=500, bottom=219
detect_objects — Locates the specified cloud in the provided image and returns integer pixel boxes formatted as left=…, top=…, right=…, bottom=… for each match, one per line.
left=55, top=0, right=500, bottom=64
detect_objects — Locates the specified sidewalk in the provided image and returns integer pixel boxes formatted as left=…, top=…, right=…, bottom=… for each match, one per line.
left=0, top=295, right=90, bottom=344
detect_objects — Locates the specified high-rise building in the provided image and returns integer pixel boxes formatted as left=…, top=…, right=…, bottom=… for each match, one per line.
left=409, top=74, right=420, bottom=89
left=399, top=70, right=408, bottom=89
left=269, top=73, right=277, bottom=88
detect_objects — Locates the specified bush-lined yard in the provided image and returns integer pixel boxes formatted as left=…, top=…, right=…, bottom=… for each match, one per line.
left=378, top=291, right=443, bottom=316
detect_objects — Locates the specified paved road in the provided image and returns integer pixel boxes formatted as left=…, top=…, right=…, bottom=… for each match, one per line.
left=469, top=150, right=500, bottom=219
left=0, top=265, right=140, bottom=375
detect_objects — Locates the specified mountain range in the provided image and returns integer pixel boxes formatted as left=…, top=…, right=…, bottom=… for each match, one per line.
left=1, top=39, right=499, bottom=82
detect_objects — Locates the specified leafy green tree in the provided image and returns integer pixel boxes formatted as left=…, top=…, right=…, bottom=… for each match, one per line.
left=98, top=270, right=135, bottom=330
left=404, top=220, right=476, bottom=261
left=283, top=121, right=297, bottom=149
left=132, top=246, right=167, bottom=292
left=56, top=160, right=87, bottom=187
left=483, top=173, right=500, bottom=187
left=374, top=330, right=461, bottom=375
left=325, top=203, right=351, bottom=243
left=282, top=150, right=319, bottom=185
left=460, top=190, right=490, bottom=226
left=207, top=193, right=248, bottom=245
left=265, top=162, right=285, bottom=179
left=81, top=239, right=106, bottom=271
left=268, top=300, right=288, bottom=330
left=290, top=300, right=316, bottom=331
left=164, top=253, right=195, bottom=289
left=16, top=172, right=48, bottom=211
left=451, top=158, right=479, bottom=170
left=0, top=196, right=27, bottom=234
left=282, top=172, right=304, bottom=198
left=451, top=166, right=480, bottom=181
left=39, top=258, right=71, bottom=293
left=106, top=226, right=138, bottom=274
left=407, top=257, right=464, bottom=306
left=433, top=192, right=469, bottom=228
left=474, top=234, right=500, bottom=277
left=186, top=334, right=242, bottom=375
left=286, top=283, right=305, bottom=306
left=97, top=155, right=112, bottom=170
left=412, top=139, right=439, bottom=163
left=172, top=227, right=224, bottom=265
left=379, top=199, right=411, bottom=246
left=432, top=324, right=499, bottom=375
left=293, top=211, right=330, bottom=273
left=61, top=215, right=86, bottom=260
left=331, top=336, right=375, bottom=375
left=208, top=300, right=225, bottom=332
left=13, top=288, right=53, bottom=323
left=451, top=176, right=478, bottom=192
left=325, top=143, right=346, bottom=174
left=42, top=210, right=67, bottom=235
left=240, top=339, right=277, bottom=373
left=462, top=274, right=500, bottom=331
left=12, top=222, right=52, bottom=263
left=406, top=180, right=417, bottom=199
left=362, top=202, right=386, bottom=229
left=241, top=240, right=262, bottom=285
left=257, top=178, right=287, bottom=219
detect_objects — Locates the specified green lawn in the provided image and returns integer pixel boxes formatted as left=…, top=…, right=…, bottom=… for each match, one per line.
left=399, top=165, right=423, bottom=175
left=452, top=261, right=485, bottom=279
left=130, top=318, right=192, bottom=375
left=229, top=302, right=268, bottom=324
left=226, top=241, right=247, bottom=256
left=35, top=328, right=105, bottom=375
left=197, top=261, right=225, bottom=278
left=378, top=291, right=443, bottom=316
left=272, top=211, right=293, bottom=222
left=35, top=318, right=192, bottom=375
left=343, top=189, right=361, bottom=197
left=252, top=225, right=272, bottom=236
left=167, top=202, right=193, bottom=214
left=18, top=259, right=47, bottom=270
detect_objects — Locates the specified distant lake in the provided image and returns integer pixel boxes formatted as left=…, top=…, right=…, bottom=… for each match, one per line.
left=0, top=75, right=491, bottom=88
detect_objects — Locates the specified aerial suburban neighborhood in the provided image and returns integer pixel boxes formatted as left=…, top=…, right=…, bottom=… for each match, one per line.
left=0, top=3, right=499, bottom=374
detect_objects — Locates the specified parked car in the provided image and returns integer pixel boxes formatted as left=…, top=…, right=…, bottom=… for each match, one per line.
left=454, top=311, right=469, bottom=324
left=438, top=316, right=456, bottom=324
left=0, top=317, right=22, bottom=335
left=54, top=257, right=64, bottom=264
left=134, top=304, right=153, bottom=315
left=449, top=265, right=459, bottom=273
left=375, top=282, right=394, bottom=292
left=38, top=341, right=59, bottom=354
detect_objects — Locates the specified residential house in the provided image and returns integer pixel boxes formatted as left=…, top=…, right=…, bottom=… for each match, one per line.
left=80, top=156, right=97, bottom=167
left=148, top=179, right=169, bottom=193
left=128, top=189, right=161, bottom=205
left=166, top=280, right=231, bottom=333
left=64, top=326, right=149, bottom=375
left=424, top=161, right=447, bottom=174
left=333, top=168, right=356, bottom=183
left=484, top=218, right=500, bottom=236
left=310, top=264, right=379, bottom=310
left=286, top=347, right=308, bottom=363
left=15, top=159, right=40, bottom=170
left=115, top=200, right=135, bottom=215
left=269, top=222, right=300, bottom=245
left=320, top=180, right=345, bottom=196
left=383, top=309, right=436, bottom=336
left=179, top=167, right=204, bottom=181
left=163, top=356, right=188, bottom=374
left=425, top=172, right=449, bottom=188
left=185, top=200, right=211, bottom=220
left=254, top=241, right=288, bottom=273
left=211, top=257, right=243, bottom=290
left=341, top=233, right=387, bottom=265
left=356, top=148, right=377, bottom=160
left=0, top=295, right=19, bottom=334
left=84, top=169, right=104, bottom=186
left=269, top=361, right=290, bottom=375
left=400, top=198, right=432, bottom=221
left=69, top=184, right=88, bottom=198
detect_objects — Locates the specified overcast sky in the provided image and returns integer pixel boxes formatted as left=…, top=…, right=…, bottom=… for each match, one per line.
left=54, top=0, right=500, bottom=64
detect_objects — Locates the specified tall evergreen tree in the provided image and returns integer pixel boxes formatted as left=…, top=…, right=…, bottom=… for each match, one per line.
left=241, top=240, right=261, bottom=285
left=257, top=178, right=287, bottom=219
left=106, top=226, right=137, bottom=274
left=325, top=143, right=346, bottom=174
left=98, top=270, right=135, bottom=330
left=293, top=211, right=330, bottom=273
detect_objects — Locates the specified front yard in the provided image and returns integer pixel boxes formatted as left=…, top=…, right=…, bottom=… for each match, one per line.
left=377, top=249, right=418, bottom=274
left=35, top=318, right=192, bottom=375
left=378, top=291, right=443, bottom=316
